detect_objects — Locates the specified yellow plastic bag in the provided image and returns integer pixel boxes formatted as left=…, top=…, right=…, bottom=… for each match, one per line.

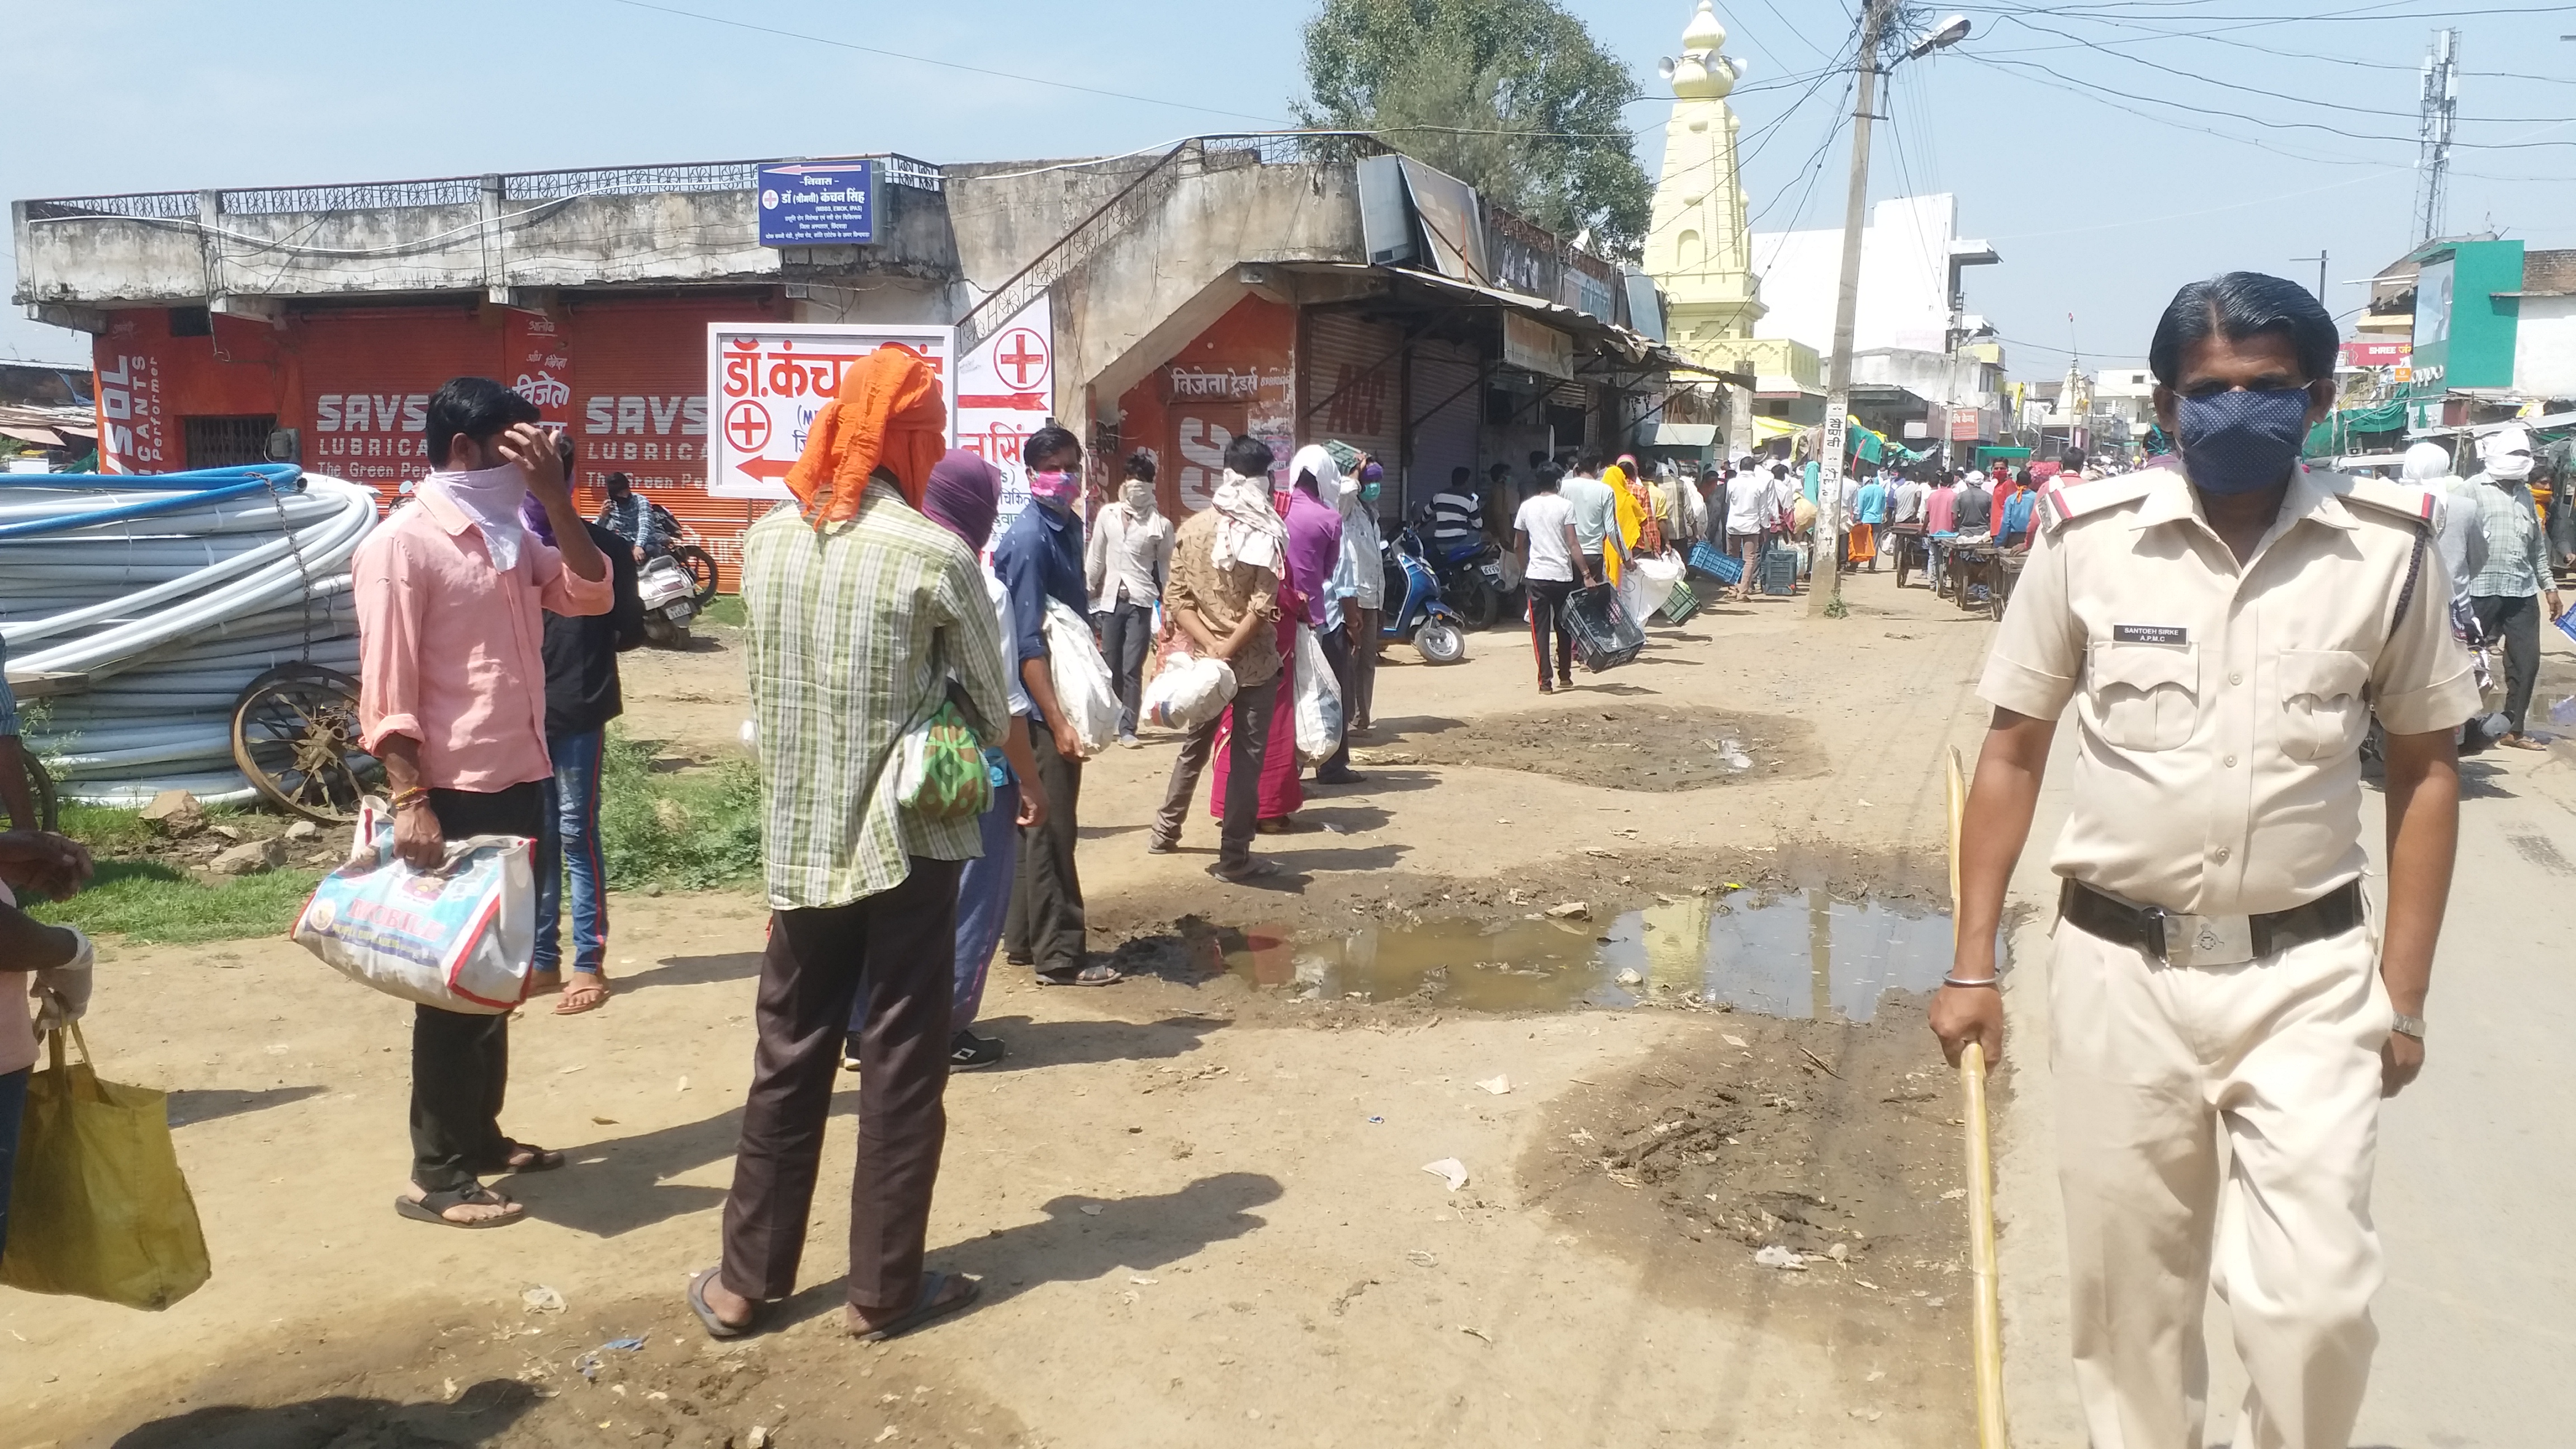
left=0, top=1023, right=210, bottom=1310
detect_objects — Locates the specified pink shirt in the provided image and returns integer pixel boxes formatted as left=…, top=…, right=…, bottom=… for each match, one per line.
left=355, top=481, right=612, bottom=791
left=1924, top=484, right=1958, bottom=535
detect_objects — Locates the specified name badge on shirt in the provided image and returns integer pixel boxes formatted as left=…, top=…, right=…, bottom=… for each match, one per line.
left=2111, top=624, right=2189, bottom=646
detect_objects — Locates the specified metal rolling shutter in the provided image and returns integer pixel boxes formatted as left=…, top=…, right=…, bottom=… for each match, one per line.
left=570, top=292, right=785, bottom=590
left=1299, top=311, right=1402, bottom=472
left=1405, top=340, right=1481, bottom=523
left=288, top=305, right=494, bottom=506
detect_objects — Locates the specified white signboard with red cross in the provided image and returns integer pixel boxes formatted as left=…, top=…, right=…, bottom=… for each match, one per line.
left=705, top=323, right=956, bottom=500
left=954, top=296, right=1055, bottom=532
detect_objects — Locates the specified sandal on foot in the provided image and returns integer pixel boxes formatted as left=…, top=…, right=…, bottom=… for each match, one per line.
left=556, top=973, right=612, bottom=1015
left=2502, top=733, right=2550, bottom=751
left=395, top=1184, right=523, bottom=1229
left=476, top=1139, right=566, bottom=1174
left=850, top=1270, right=981, bottom=1343
left=1210, top=859, right=1279, bottom=883
left=688, top=1267, right=761, bottom=1340
left=1036, top=963, right=1124, bottom=987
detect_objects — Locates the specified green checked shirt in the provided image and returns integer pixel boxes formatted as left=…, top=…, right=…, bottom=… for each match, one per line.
left=740, top=482, right=1013, bottom=910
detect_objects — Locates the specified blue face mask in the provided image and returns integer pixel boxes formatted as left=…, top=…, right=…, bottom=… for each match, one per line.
left=2175, top=387, right=2311, bottom=496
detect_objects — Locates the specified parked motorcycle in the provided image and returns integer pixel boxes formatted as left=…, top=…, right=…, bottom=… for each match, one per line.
left=1380, top=522, right=1467, bottom=664
left=637, top=554, right=702, bottom=648
left=1430, top=533, right=1521, bottom=631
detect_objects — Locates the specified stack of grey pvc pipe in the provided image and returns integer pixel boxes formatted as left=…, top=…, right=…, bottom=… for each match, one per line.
left=0, top=467, right=378, bottom=807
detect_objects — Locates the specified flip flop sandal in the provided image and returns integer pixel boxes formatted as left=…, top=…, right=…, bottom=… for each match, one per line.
left=478, top=1140, right=566, bottom=1174
left=1036, top=963, right=1124, bottom=987
left=851, top=1271, right=981, bottom=1343
left=688, top=1267, right=761, bottom=1341
left=1210, top=859, right=1280, bottom=883
left=395, top=1185, right=523, bottom=1229
left=555, top=976, right=613, bottom=1015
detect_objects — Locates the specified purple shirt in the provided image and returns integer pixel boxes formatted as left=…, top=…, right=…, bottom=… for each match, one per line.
left=1281, top=486, right=1344, bottom=630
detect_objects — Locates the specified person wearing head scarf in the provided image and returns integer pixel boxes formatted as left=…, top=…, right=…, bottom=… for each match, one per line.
left=2460, top=425, right=2560, bottom=747
left=1211, top=448, right=1326, bottom=829
left=519, top=434, right=646, bottom=1016
left=1084, top=451, right=1175, bottom=747
left=1281, top=444, right=1364, bottom=787
left=1328, top=458, right=1387, bottom=738
left=782, top=346, right=948, bottom=522
left=841, top=449, right=1046, bottom=1073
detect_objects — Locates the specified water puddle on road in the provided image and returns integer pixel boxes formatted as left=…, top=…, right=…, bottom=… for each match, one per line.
left=1191, top=889, right=1959, bottom=1019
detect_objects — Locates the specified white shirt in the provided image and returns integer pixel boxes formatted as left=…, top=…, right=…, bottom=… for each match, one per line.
left=984, top=567, right=1032, bottom=717
left=1726, top=477, right=1767, bottom=534
left=1083, top=500, right=1173, bottom=613
left=1514, top=493, right=1578, bottom=583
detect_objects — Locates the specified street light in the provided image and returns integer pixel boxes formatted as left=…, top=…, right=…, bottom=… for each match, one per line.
left=1906, top=15, right=1972, bottom=61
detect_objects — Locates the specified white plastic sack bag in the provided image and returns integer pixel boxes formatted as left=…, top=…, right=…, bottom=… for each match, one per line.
left=1292, top=625, right=1344, bottom=765
left=291, top=798, right=536, bottom=1014
left=1140, top=650, right=1238, bottom=732
left=1623, top=552, right=1685, bottom=621
left=1040, top=598, right=1121, bottom=756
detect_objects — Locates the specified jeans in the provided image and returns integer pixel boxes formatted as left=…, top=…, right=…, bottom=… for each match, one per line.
left=1096, top=602, right=1154, bottom=737
left=0, top=1065, right=26, bottom=1259
left=534, top=728, right=609, bottom=977
left=2472, top=593, right=2540, bottom=735
left=851, top=779, right=1019, bottom=1036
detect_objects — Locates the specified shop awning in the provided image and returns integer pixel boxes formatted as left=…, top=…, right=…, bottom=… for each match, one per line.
left=2304, top=397, right=2409, bottom=457
left=1287, top=261, right=1733, bottom=382
left=1651, top=423, right=1718, bottom=447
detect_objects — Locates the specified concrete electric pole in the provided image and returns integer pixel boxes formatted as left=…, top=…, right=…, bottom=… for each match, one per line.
left=2415, top=30, right=2459, bottom=246
left=1810, top=4, right=1967, bottom=617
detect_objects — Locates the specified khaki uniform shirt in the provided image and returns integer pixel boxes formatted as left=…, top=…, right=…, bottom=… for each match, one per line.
left=1979, top=464, right=2479, bottom=917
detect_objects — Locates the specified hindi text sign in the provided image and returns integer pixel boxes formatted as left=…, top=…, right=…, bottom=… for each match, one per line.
left=707, top=323, right=956, bottom=500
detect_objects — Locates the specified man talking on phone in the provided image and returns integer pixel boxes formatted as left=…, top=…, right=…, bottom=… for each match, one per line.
left=354, top=377, right=610, bottom=1229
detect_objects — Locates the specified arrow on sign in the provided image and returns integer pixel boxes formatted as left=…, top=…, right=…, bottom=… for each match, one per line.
left=735, top=457, right=796, bottom=483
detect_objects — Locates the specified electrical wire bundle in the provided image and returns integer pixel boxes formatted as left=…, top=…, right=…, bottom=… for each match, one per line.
left=0, top=465, right=377, bottom=807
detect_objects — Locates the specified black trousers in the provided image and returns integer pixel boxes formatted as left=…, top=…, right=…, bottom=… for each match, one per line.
left=1317, top=624, right=1356, bottom=776
left=1346, top=608, right=1380, bottom=730
left=721, top=857, right=961, bottom=1310
left=1095, top=601, right=1154, bottom=738
left=2473, top=593, right=2541, bottom=734
left=1151, top=673, right=1279, bottom=869
left=1527, top=577, right=1578, bottom=685
left=410, top=780, right=544, bottom=1194
left=1005, top=718, right=1086, bottom=973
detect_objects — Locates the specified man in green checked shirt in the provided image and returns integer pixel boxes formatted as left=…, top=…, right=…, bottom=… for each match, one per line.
left=690, top=410, right=1012, bottom=1345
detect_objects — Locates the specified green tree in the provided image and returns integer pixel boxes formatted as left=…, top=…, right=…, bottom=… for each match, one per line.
left=1298, top=0, right=1652, bottom=261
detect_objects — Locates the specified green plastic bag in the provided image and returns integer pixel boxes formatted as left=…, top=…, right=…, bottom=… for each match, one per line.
left=894, top=698, right=994, bottom=823
left=0, top=1023, right=211, bottom=1310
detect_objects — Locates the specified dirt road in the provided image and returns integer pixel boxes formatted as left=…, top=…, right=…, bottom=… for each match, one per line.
left=5, top=571, right=2016, bottom=1448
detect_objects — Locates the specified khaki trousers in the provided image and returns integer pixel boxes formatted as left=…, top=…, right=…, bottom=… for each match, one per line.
left=2051, top=909, right=2390, bottom=1449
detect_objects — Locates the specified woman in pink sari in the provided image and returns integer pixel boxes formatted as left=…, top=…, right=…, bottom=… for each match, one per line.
left=1211, top=569, right=1305, bottom=829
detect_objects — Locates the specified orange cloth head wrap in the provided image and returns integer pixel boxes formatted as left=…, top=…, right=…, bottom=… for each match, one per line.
left=782, top=345, right=948, bottom=525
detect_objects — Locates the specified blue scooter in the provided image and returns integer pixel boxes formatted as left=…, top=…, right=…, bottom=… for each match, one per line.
left=1381, top=521, right=1469, bottom=664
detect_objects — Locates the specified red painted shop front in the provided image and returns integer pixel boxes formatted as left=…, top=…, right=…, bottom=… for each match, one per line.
left=92, top=291, right=791, bottom=585
left=1111, top=295, right=1298, bottom=516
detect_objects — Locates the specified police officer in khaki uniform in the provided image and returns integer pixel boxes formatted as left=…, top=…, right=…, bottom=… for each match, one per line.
left=1934, top=273, right=2477, bottom=1449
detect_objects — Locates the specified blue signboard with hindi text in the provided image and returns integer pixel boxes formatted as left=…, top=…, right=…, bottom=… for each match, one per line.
left=757, top=160, right=878, bottom=247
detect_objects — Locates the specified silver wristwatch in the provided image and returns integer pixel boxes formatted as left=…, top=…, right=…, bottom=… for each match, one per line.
left=2390, top=1012, right=2426, bottom=1040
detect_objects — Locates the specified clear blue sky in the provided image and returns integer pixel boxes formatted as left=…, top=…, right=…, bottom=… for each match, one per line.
left=9, top=0, right=2575, bottom=380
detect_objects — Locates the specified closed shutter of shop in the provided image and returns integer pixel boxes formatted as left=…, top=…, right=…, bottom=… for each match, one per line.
left=1404, top=339, right=1481, bottom=522
left=1299, top=311, right=1401, bottom=475
left=290, top=305, right=494, bottom=504
left=572, top=291, right=784, bottom=588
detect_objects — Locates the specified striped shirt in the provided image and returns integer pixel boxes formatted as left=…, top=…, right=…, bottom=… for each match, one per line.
left=2460, top=476, right=2550, bottom=599
left=740, top=483, right=1013, bottom=910
left=1429, top=490, right=1484, bottom=547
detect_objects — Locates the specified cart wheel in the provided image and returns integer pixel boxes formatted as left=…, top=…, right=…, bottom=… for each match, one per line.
left=24, top=752, right=59, bottom=834
left=671, top=545, right=721, bottom=607
left=231, top=664, right=381, bottom=824
left=1416, top=619, right=1467, bottom=665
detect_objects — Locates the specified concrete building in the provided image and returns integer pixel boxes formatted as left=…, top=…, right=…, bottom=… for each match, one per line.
left=1750, top=193, right=1997, bottom=359
left=1640, top=1, right=1819, bottom=447
left=16, top=138, right=1677, bottom=571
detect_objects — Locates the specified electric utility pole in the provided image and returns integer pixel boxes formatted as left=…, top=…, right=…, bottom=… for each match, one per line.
left=1809, top=0, right=1891, bottom=617
left=2415, top=30, right=2459, bottom=245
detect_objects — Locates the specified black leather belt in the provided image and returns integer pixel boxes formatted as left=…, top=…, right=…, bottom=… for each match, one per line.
left=2059, top=878, right=2362, bottom=967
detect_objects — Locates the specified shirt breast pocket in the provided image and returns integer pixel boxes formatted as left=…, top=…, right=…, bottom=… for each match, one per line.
left=2280, top=648, right=2372, bottom=761
left=2086, top=641, right=2199, bottom=752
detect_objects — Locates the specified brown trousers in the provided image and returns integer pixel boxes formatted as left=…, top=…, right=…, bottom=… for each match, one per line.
left=719, top=856, right=961, bottom=1310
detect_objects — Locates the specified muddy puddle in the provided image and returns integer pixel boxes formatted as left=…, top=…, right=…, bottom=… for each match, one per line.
left=1187, top=888, right=1963, bottom=1017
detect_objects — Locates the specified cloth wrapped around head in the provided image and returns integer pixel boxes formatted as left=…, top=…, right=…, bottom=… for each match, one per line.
left=2400, top=441, right=2454, bottom=484
left=2478, top=425, right=2535, bottom=483
left=1210, top=470, right=1289, bottom=574
left=1289, top=443, right=1342, bottom=496
left=922, top=449, right=1002, bottom=553
left=783, top=346, right=948, bottom=525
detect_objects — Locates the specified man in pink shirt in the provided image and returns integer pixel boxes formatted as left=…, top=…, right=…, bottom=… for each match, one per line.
left=355, top=377, right=610, bottom=1229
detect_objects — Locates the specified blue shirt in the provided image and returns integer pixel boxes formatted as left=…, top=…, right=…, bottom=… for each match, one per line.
left=990, top=499, right=1087, bottom=720
left=2001, top=489, right=2036, bottom=542
left=0, top=631, right=17, bottom=737
left=1855, top=481, right=1888, bottom=525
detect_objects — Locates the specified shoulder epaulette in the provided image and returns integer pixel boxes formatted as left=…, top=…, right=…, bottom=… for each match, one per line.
left=2320, top=470, right=2442, bottom=531
left=2035, top=468, right=2167, bottom=532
